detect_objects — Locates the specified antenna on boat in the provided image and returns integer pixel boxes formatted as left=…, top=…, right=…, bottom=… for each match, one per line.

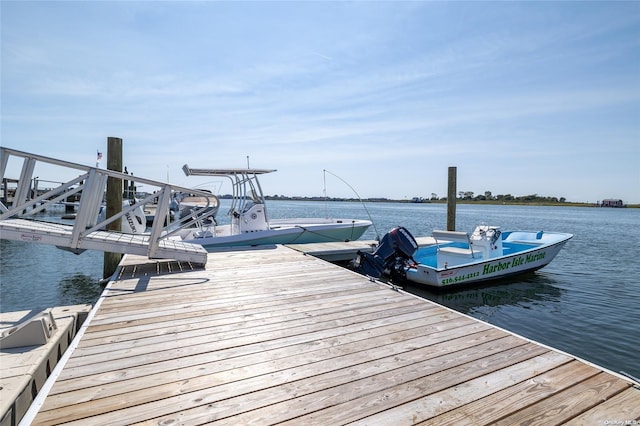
left=323, top=170, right=328, bottom=217
left=246, top=156, right=250, bottom=169
left=323, top=169, right=380, bottom=240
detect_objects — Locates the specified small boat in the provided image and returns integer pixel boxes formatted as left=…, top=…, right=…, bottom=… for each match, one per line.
left=355, top=225, right=572, bottom=288
left=170, top=166, right=372, bottom=248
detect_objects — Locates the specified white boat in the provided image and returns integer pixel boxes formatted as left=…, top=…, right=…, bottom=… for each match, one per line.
left=143, top=202, right=176, bottom=227
left=355, top=225, right=572, bottom=288
left=170, top=166, right=372, bottom=248
left=97, top=201, right=147, bottom=234
left=176, top=191, right=218, bottom=222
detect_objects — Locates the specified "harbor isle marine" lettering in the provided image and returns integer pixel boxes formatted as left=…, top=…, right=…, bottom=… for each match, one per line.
left=482, top=251, right=546, bottom=275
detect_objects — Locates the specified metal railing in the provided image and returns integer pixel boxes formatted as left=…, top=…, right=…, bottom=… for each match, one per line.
left=0, top=147, right=219, bottom=261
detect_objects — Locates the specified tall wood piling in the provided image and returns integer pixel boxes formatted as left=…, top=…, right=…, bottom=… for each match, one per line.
left=103, top=137, right=123, bottom=279
left=447, top=166, right=456, bottom=231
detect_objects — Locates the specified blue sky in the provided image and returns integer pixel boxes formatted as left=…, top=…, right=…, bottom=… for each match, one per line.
left=2, top=1, right=639, bottom=203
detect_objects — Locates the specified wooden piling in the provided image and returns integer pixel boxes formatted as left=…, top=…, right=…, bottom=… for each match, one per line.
left=447, top=166, right=456, bottom=231
left=103, top=137, right=123, bottom=279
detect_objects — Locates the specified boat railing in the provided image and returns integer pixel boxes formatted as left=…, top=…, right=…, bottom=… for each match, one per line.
left=0, top=147, right=219, bottom=261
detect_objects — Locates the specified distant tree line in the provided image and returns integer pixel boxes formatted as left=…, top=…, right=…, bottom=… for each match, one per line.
left=218, top=193, right=634, bottom=206
left=453, top=191, right=566, bottom=203
left=411, top=191, right=568, bottom=203
left=220, top=192, right=568, bottom=204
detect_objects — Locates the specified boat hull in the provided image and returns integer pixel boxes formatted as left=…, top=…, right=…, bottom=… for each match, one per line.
left=182, top=218, right=372, bottom=249
left=405, top=233, right=572, bottom=288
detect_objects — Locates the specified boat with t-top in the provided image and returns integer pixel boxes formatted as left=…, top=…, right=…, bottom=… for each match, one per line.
left=170, top=165, right=372, bottom=248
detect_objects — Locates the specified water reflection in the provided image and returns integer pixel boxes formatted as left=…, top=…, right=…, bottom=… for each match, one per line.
left=403, top=272, right=564, bottom=316
left=1, top=238, right=103, bottom=312
left=58, top=273, right=104, bottom=306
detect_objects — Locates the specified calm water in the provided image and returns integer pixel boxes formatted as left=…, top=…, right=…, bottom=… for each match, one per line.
left=1, top=201, right=638, bottom=380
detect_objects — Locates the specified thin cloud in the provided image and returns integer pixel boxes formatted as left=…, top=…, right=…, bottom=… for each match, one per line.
left=2, top=1, right=638, bottom=202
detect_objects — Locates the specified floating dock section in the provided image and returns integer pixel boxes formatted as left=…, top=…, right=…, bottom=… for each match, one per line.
left=0, top=305, right=91, bottom=426
left=16, top=245, right=640, bottom=424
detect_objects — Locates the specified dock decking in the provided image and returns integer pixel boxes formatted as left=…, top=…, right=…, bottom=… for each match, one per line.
left=286, top=236, right=435, bottom=262
left=25, top=245, right=640, bottom=425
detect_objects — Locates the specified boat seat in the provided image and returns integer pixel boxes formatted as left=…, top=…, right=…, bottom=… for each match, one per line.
left=432, top=230, right=471, bottom=243
left=432, top=230, right=475, bottom=258
left=439, top=246, right=474, bottom=256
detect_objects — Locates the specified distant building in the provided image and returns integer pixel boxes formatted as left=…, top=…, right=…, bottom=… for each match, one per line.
left=600, top=199, right=626, bottom=208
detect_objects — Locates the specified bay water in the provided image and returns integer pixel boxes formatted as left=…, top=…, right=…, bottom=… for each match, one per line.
left=1, top=200, right=638, bottom=380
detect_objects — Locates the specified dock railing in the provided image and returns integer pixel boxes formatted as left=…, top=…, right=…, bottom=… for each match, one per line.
left=0, top=147, right=218, bottom=264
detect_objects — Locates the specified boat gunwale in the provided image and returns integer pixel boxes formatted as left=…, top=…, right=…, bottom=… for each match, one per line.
left=409, top=232, right=573, bottom=273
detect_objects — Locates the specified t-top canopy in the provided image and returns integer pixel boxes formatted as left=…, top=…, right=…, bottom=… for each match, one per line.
left=182, top=165, right=277, bottom=177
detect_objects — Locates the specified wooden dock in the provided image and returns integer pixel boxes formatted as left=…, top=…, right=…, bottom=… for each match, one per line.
left=22, top=245, right=640, bottom=425
left=287, top=236, right=435, bottom=262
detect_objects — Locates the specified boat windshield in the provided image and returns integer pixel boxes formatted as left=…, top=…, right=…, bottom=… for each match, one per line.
left=248, top=188, right=261, bottom=204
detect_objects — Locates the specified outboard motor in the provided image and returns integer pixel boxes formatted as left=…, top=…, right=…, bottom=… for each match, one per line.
left=354, top=226, right=418, bottom=280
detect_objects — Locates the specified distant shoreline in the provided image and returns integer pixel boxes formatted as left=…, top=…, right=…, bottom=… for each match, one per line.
left=218, top=195, right=638, bottom=208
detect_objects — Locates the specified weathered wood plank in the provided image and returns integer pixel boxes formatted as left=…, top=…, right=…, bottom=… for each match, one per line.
left=44, top=315, right=483, bottom=407
left=52, top=304, right=459, bottom=385
left=83, top=289, right=420, bottom=338
left=428, top=360, right=602, bottom=425
left=77, top=295, right=427, bottom=348
left=84, top=285, right=382, bottom=332
left=136, top=328, right=510, bottom=426
left=349, top=351, right=573, bottom=425
left=564, top=387, right=640, bottom=424
left=92, top=265, right=372, bottom=315
left=492, top=372, right=634, bottom=425
left=80, top=287, right=413, bottom=337
left=99, top=274, right=367, bottom=310
left=216, top=342, right=549, bottom=425
left=39, top=327, right=508, bottom=425
left=26, top=246, right=639, bottom=425
left=60, top=299, right=434, bottom=373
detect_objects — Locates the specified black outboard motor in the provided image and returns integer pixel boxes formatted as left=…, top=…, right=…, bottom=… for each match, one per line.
left=354, top=226, right=418, bottom=280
